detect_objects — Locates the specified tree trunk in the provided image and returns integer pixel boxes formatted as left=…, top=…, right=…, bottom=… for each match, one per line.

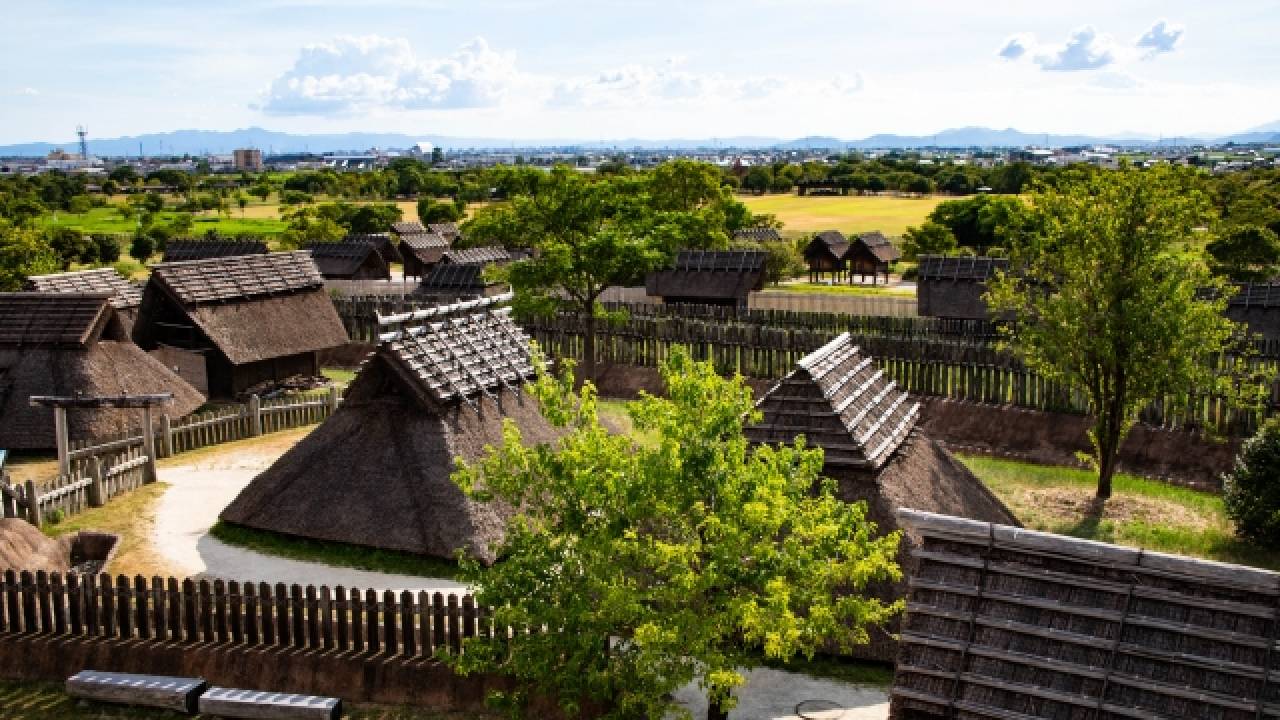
left=706, top=697, right=729, bottom=720
left=583, top=312, right=597, bottom=385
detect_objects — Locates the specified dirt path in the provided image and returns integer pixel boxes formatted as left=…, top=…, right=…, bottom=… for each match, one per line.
left=151, top=428, right=467, bottom=594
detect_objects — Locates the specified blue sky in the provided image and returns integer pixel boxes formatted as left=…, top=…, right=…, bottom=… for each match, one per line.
left=5, top=0, right=1280, bottom=143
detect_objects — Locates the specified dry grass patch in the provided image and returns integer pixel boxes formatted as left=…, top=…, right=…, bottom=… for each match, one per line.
left=739, top=194, right=943, bottom=237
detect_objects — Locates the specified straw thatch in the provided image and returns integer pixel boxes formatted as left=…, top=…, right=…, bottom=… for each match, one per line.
left=891, top=509, right=1280, bottom=720
left=645, top=250, right=766, bottom=307
left=220, top=308, right=559, bottom=564
left=0, top=293, right=204, bottom=450
left=24, top=268, right=142, bottom=335
left=161, top=240, right=268, bottom=263
left=0, top=519, right=68, bottom=572
left=305, top=241, right=391, bottom=280
left=803, top=231, right=851, bottom=274
left=133, top=252, right=347, bottom=398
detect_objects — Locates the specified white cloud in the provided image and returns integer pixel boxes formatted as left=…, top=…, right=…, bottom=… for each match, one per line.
left=997, top=35, right=1030, bottom=61
left=1033, top=26, right=1115, bottom=72
left=1136, top=19, right=1183, bottom=57
left=260, top=35, right=523, bottom=115
left=17, top=87, right=38, bottom=96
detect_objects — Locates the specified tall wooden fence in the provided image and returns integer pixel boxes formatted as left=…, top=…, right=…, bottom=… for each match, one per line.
left=2, top=389, right=341, bottom=528
left=0, top=570, right=487, bottom=660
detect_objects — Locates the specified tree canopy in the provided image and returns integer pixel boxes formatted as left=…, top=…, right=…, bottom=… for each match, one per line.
left=450, top=349, right=902, bottom=720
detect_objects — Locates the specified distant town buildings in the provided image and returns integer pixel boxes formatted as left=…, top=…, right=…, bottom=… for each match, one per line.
left=233, top=148, right=263, bottom=171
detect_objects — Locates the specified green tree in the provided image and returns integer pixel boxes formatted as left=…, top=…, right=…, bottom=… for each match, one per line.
left=128, top=233, right=155, bottom=263
left=417, top=196, right=464, bottom=224
left=450, top=350, right=901, bottom=720
left=93, top=234, right=121, bottom=264
left=45, top=227, right=96, bottom=268
left=987, top=166, right=1250, bottom=499
left=0, top=222, right=60, bottom=290
left=236, top=192, right=249, bottom=217
left=1207, top=224, right=1280, bottom=281
left=67, top=195, right=92, bottom=216
left=901, top=221, right=958, bottom=260
left=142, top=193, right=166, bottom=213
left=756, top=241, right=803, bottom=285
left=1224, top=419, right=1280, bottom=548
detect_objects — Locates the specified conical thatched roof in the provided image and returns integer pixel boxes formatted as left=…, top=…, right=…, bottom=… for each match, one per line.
left=745, top=332, right=920, bottom=469
left=220, top=307, right=558, bottom=564
left=0, top=293, right=205, bottom=450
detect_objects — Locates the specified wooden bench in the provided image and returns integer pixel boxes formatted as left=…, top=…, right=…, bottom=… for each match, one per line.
left=198, top=687, right=342, bottom=720
left=66, top=670, right=207, bottom=714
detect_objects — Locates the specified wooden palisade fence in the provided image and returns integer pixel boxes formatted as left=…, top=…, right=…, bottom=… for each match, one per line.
left=0, top=570, right=489, bottom=660
left=1, top=388, right=342, bottom=528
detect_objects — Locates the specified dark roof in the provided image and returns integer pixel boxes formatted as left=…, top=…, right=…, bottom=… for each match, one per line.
left=427, top=222, right=460, bottom=239
left=401, top=233, right=450, bottom=251
left=805, top=231, right=851, bottom=261
left=442, top=246, right=511, bottom=265
left=161, top=240, right=269, bottom=263
left=852, top=231, right=901, bottom=264
left=419, top=263, right=493, bottom=292
left=383, top=308, right=536, bottom=408
left=390, top=221, right=427, bottom=235
left=892, top=508, right=1280, bottom=720
left=0, top=293, right=113, bottom=347
left=671, top=250, right=767, bottom=272
left=344, top=232, right=401, bottom=263
left=24, top=268, right=142, bottom=309
left=733, top=227, right=782, bottom=243
left=150, top=251, right=324, bottom=306
left=745, top=333, right=919, bottom=468
left=1229, top=282, right=1280, bottom=308
left=916, top=255, right=1009, bottom=281
left=305, top=241, right=388, bottom=278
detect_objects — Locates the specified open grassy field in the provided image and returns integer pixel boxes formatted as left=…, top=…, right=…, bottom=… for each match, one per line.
left=768, top=281, right=915, bottom=297
left=961, top=454, right=1278, bottom=571
left=739, top=193, right=944, bottom=238
left=39, top=207, right=289, bottom=236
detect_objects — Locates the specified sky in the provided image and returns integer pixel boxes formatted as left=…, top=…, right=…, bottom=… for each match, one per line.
left=5, top=0, right=1280, bottom=144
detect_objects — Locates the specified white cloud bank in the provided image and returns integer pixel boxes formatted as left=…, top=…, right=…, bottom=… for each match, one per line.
left=998, top=20, right=1183, bottom=72
left=1136, top=20, right=1184, bottom=58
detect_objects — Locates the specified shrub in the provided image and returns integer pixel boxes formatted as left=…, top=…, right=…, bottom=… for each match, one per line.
left=1224, top=419, right=1280, bottom=548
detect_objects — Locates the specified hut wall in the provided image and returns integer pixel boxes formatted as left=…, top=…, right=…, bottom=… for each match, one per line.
left=150, top=345, right=209, bottom=397
left=209, top=351, right=319, bottom=398
left=916, top=279, right=990, bottom=320
left=1226, top=306, right=1280, bottom=342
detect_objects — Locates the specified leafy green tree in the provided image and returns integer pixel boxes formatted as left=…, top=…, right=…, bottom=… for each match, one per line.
left=756, top=241, right=803, bottom=285
left=93, top=235, right=121, bottom=264
left=901, top=221, right=958, bottom=260
left=1224, top=419, right=1280, bottom=548
left=417, top=196, right=463, bottom=224
left=431, top=146, right=444, bottom=165
left=236, top=192, right=249, bottom=217
left=128, top=233, right=155, bottom=263
left=45, top=227, right=96, bottom=268
left=66, top=195, right=92, bottom=216
left=0, top=222, right=60, bottom=290
left=450, top=350, right=902, bottom=720
left=142, top=193, right=166, bottom=213
left=987, top=166, right=1251, bottom=499
left=1207, top=224, right=1280, bottom=281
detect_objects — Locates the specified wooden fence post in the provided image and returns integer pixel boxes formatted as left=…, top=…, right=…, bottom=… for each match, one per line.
left=141, top=405, right=157, bottom=484
left=87, top=458, right=105, bottom=508
left=54, top=407, right=70, bottom=478
left=328, top=385, right=340, bottom=414
left=23, top=480, right=41, bottom=527
left=248, top=395, right=262, bottom=437
left=160, top=414, right=173, bottom=459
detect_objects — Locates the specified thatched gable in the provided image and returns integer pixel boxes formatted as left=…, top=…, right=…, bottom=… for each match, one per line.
left=644, top=250, right=767, bottom=307
left=441, top=246, right=510, bottom=265
left=220, top=307, right=559, bottom=564
left=892, top=509, right=1280, bottom=720
left=746, top=333, right=919, bottom=469
left=161, top=240, right=269, bottom=263
left=400, top=232, right=451, bottom=278
left=133, top=252, right=347, bottom=398
left=306, top=241, right=391, bottom=280
left=0, top=293, right=204, bottom=450
left=805, top=231, right=850, bottom=263
left=346, top=232, right=402, bottom=264
left=852, top=231, right=900, bottom=264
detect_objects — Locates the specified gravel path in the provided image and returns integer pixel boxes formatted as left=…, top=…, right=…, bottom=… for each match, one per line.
left=151, top=435, right=467, bottom=594
left=673, top=667, right=888, bottom=719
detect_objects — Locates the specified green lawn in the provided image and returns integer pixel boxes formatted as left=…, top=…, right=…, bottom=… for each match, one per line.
left=765, top=282, right=915, bottom=297
left=39, top=207, right=288, bottom=237
left=960, top=454, right=1278, bottom=571
left=322, top=367, right=358, bottom=387
left=739, top=193, right=943, bottom=237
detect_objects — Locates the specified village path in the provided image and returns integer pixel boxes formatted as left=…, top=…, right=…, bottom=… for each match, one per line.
left=150, top=434, right=468, bottom=595
left=672, top=667, right=888, bottom=719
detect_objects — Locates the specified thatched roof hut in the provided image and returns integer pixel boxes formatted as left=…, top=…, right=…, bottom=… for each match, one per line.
left=399, top=232, right=451, bottom=278
left=220, top=306, right=560, bottom=564
left=732, top=227, right=782, bottom=243
left=132, top=252, right=348, bottom=398
left=0, top=293, right=204, bottom=450
left=846, top=231, right=900, bottom=284
left=161, top=240, right=268, bottom=263
left=803, top=230, right=850, bottom=281
left=645, top=250, right=766, bottom=308
left=427, top=222, right=462, bottom=244
left=416, top=263, right=507, bottom=301
left=305, top=241, right=391, bottom=280
left=916, top=255, right=1009, bottom=320
left=745, top=333, right=1016, bottom=661
left=441, top=246, right=511, bottom=265
left=390, top=221, right=427, bottom=235
left=892, top=509, right=1280, bottom=720
left=345, top=232, right=402, bottom=264
left=24, top=268, right=143, bottom=335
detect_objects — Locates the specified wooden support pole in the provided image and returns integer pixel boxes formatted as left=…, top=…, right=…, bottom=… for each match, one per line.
left=248, top=395, right=262, bottom=437
left=23, top=480, right=41, bottom=527
left=141, top=406, right=157, bottom=484
left=328, top=385, right=340, bottom=414
left=160, top=414, right=173, bottom=459
left=88, top=458, right=105, bottom=507
left=54, top=407, right=69, bottom=477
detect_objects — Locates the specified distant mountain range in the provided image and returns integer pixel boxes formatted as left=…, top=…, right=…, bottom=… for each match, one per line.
left=1, top=124, right=1278, bottom=157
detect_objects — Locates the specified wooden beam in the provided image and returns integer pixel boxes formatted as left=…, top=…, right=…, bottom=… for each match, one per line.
left=31, top=393, right=174, bottom=409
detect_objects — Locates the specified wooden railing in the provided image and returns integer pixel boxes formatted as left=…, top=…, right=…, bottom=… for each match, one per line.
left=0, top=570, right=488, bottom=659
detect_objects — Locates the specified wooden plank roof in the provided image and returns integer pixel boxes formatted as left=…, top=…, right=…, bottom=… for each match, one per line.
left=151, top=251, right=324, bottom=306
left=671, top=250, right=767, bottom=273
left=401, top=232, right=450, bottom=251
left=390, top=221, right=427, bottom=235
left=24, top=268, right=142, bottom=309
left=384, top=308, right=536, bottom=409
left=892, top=508, right=1280, bottom=720
left=161, top=239, right=269, bottom=263
left=419, top=263, right=491, bottom=291
left=1229, top=282, right=1280, bottom=308
left=744, top=333, right=919, bottom=469
left=427, top=222, right=460, bottom=238
left=0, top=293, right=112, bottom=347
left=917, top=255, right=1009, bottom=281
left=442, top=246, right=511, bottom=265
left=733, top=227, right=782, bottom=243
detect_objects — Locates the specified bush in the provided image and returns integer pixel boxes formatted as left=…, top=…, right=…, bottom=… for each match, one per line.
left=1225, top=420, right=1280, bottom=548
left=129, top=234, right=155, bottom=263
left=93, top=234, right=121, bottom=264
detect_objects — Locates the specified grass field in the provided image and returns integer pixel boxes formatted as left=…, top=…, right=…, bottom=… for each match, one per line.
left=768, top=281, right=915, bottom=297
left=740, top=193, right=943, bottom=238
left=961, top=454, right=1278, bottom=571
